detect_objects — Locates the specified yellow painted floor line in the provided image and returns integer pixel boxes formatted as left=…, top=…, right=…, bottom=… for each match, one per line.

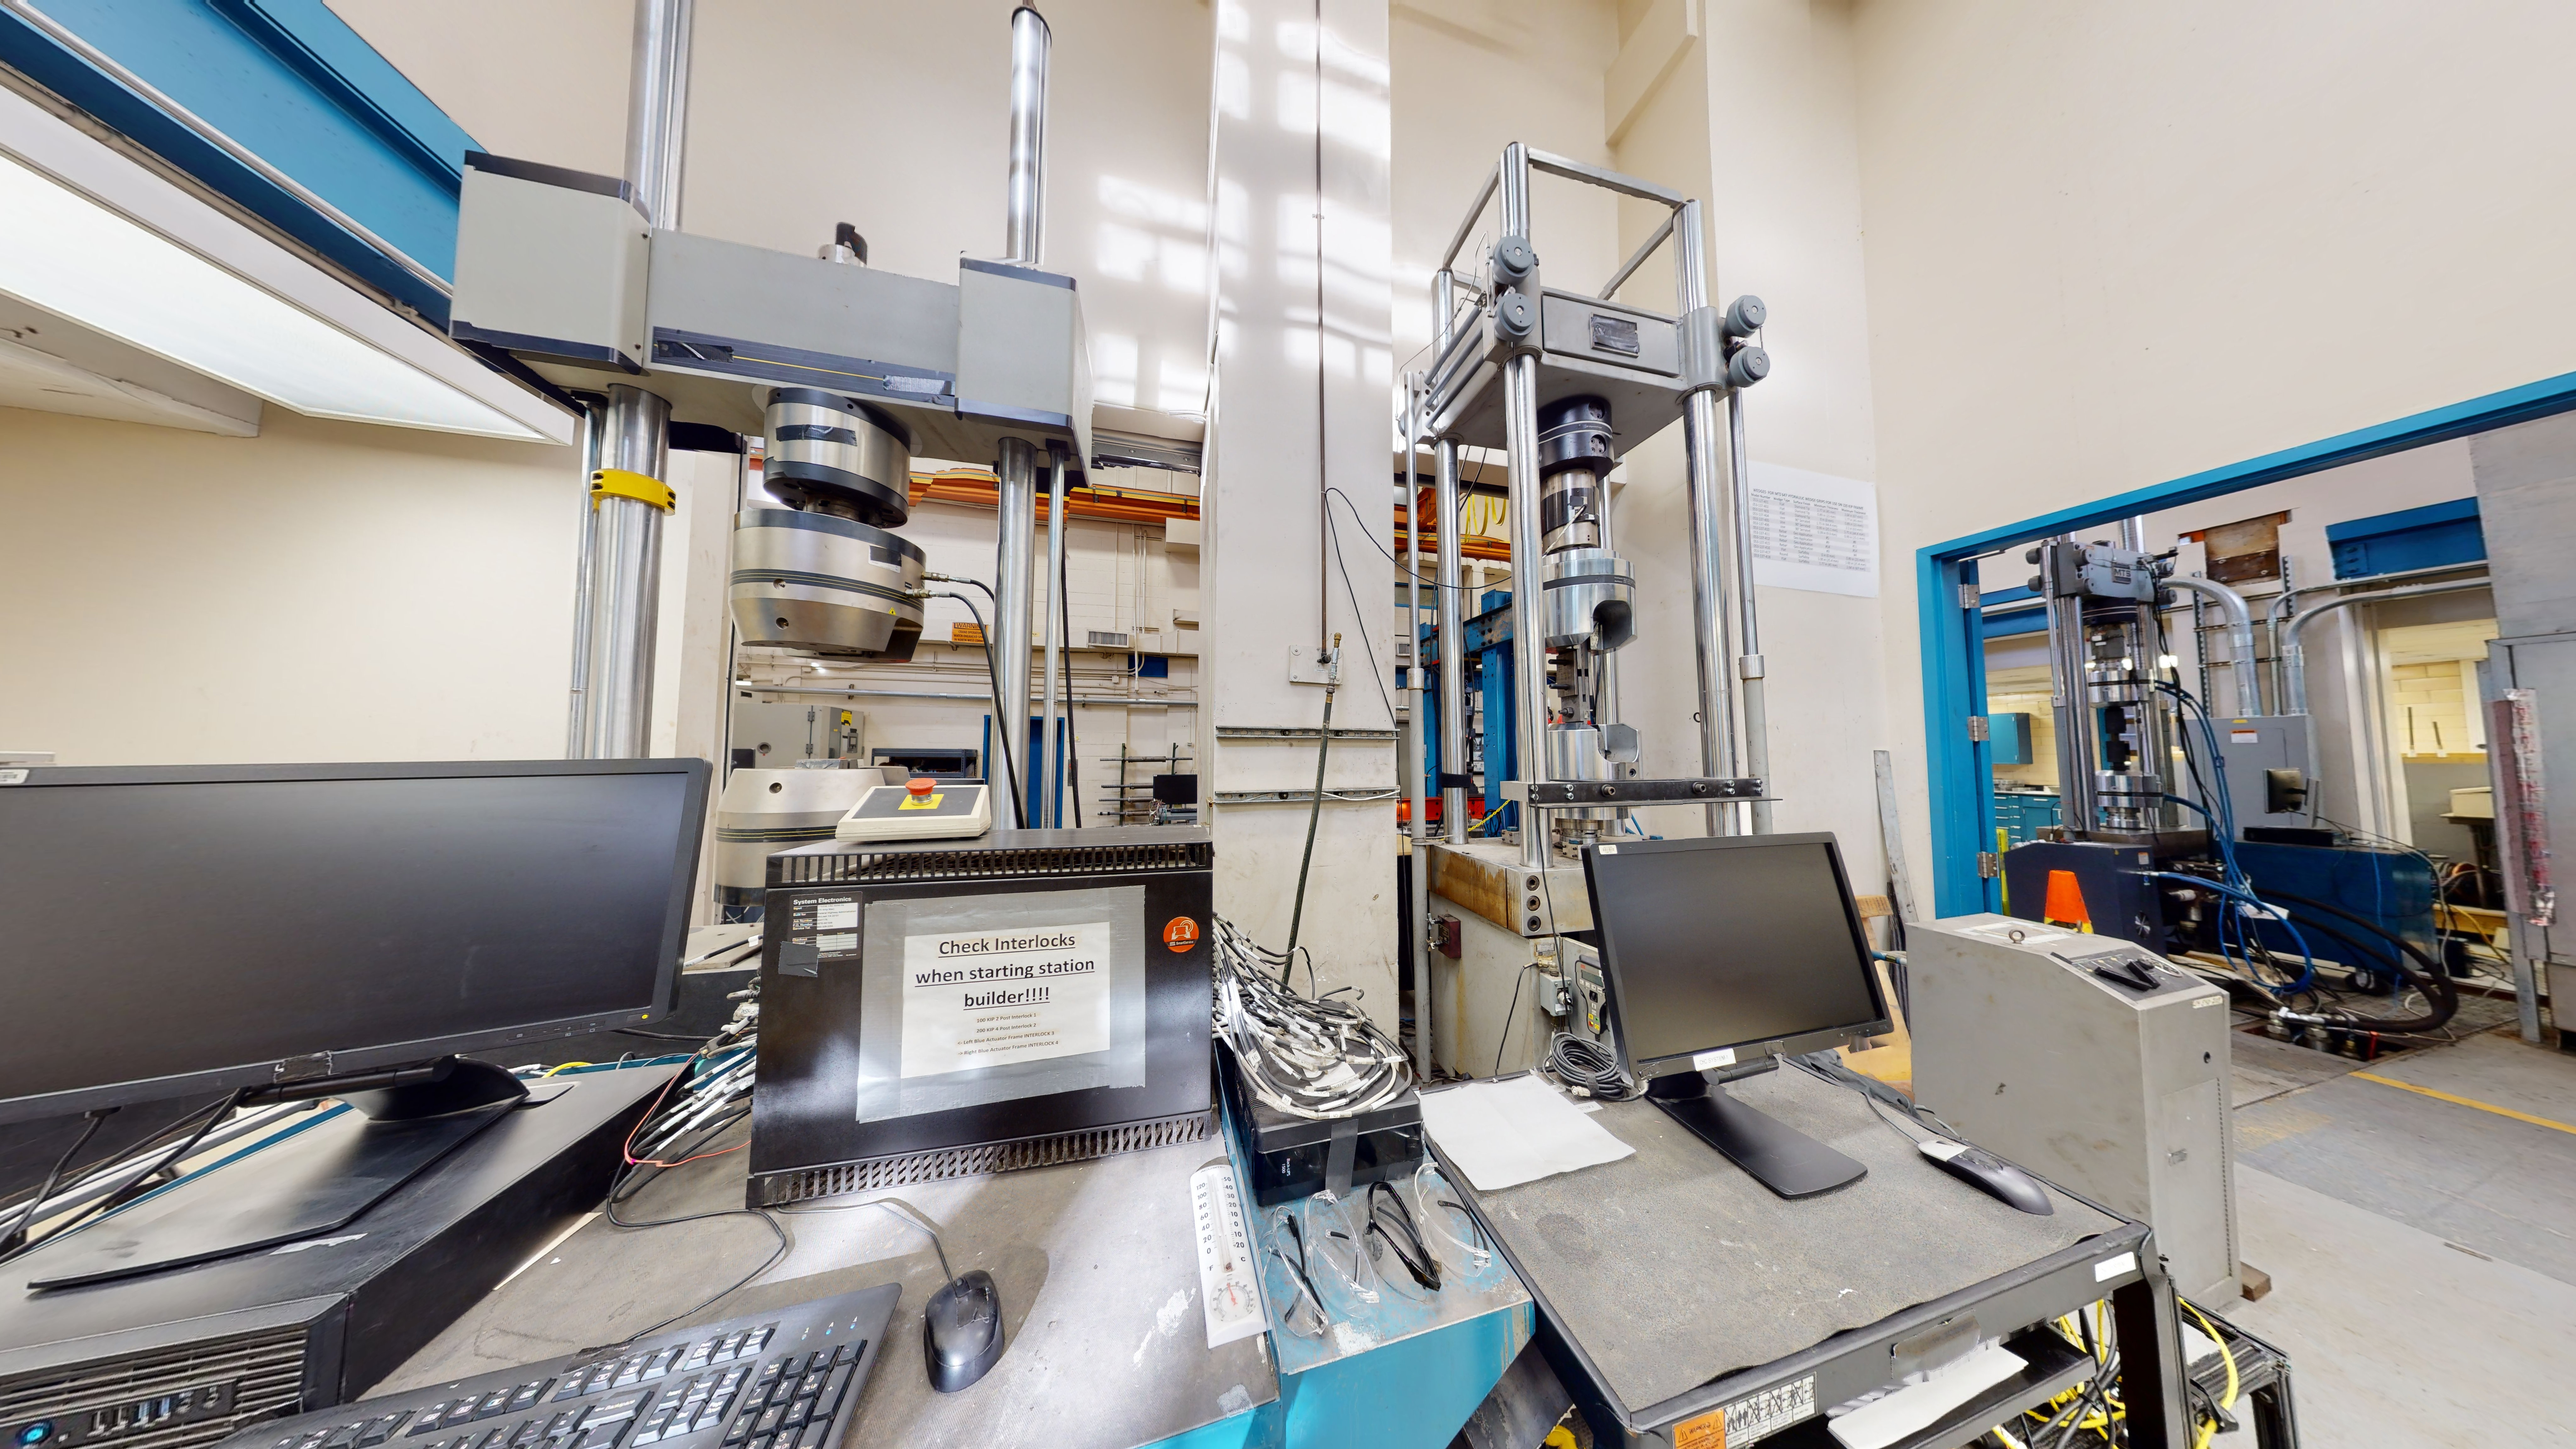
left=2350, top=1071, right=2576, bottom=1136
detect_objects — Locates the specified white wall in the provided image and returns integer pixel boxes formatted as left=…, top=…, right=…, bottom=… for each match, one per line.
left=1200, top=0, right=1401, bottom=1025
left=1852, top=1, right=2576, bottom=909
left=0, top=407, right=578, bottom=763
left=1594, top=1, right=1894, bottom=880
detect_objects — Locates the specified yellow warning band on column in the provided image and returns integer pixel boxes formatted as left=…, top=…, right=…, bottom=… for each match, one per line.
left=591, top=468, right=676, bottom=512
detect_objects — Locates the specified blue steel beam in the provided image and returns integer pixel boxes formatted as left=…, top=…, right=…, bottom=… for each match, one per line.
left=0, top=0, right=481, bottom=322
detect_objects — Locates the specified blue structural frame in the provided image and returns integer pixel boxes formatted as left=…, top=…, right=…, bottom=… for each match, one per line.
left=1417, top=591, right=1519, bottom=833
left=0, top=0, right=481, bottom=322
left=1917, top=366, right=2576, bottom=918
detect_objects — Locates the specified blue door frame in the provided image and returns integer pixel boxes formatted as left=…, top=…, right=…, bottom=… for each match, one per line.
left=1916, top=366, right=2576, bottom=918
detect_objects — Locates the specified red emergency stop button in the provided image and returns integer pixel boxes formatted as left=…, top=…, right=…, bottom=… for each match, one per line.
left=908, top=777, right=936, bottom=796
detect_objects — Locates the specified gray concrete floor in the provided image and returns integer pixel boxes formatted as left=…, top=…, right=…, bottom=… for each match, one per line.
left=2209, top=1023, right=2576, bottom=1446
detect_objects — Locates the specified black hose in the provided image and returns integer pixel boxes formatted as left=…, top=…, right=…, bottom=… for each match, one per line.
left=1286, top=685, right=1334, bottom=954
left=2256, top=886, right=2458, bottom=1033
left=1056, top=548, right=1082, bottom=827
left=929, top=590, right=1025, bottom=828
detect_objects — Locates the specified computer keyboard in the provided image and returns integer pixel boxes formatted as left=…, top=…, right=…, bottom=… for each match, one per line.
left=211, top=1285, right=900, bottom=1449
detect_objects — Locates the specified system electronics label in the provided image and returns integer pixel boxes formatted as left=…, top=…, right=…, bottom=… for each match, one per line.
left=1673, top=1375, right=1814, bottom=1448
left=900, top=922, right=1113, bottom=1077
left=779, top=893, right=865, bottom=975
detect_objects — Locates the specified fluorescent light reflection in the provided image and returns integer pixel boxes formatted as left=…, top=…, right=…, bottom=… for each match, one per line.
left=0, top=151, right=539, bottom=440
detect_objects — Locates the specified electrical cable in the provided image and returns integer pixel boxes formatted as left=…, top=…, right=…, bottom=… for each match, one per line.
left=0, top=1090, right=242, bottom=1270
left=1492, top=962, right=1541, bottom=1077
left=776, top=1196, right=955, bottom=1283
left=1056, top=547, right=1084, bottom=827
left=1213, top=916, right=1412, bottom=1119
left=0, top=1109, right=112, bottom=1255
left=1287, top=678, right=1335, bottom=954
left=1543, top=1032, right=1638, bottom=1100
left=1324, top=485, right=1478, bottom=595
left=591, top=1177, right=786, bottom=1351
left=926, top=589, right=1025, bottom=827
left=2249, top=886, right=2458, bottom=1033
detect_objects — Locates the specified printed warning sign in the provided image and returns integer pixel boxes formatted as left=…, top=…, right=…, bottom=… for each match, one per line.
left=900, top=922, right=1113, bottom=1077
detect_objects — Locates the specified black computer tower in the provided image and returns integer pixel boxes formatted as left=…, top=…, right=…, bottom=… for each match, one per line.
left=0, top=1064, right=674, bottom=1449
left=747, top=827, right=1214, bottom=1206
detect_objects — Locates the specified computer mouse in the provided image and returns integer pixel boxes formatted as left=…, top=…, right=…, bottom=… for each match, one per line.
left=921, top=1268, right=1006, bottom=1392
left=1919, top=1139, right=2054, bottom=1215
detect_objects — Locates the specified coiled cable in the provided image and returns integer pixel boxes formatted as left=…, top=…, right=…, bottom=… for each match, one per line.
left=1214, top=916, right=1413, bottom=1119
left=1543, top=1032, right=1639, bottom=1100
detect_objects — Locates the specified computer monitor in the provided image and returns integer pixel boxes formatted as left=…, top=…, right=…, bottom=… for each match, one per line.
left=0, top=759, right=712, bottom=1126
left=1582, top=832, right=1890, bottom=1198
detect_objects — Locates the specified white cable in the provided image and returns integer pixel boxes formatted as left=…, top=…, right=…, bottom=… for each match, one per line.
left=1213, top=917, right=1413, bottom=1120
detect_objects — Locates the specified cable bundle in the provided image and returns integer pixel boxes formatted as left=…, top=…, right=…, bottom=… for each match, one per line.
left=1213, top=916, right=1413, bottom=1120
left=1543, top=1032, right=1640, bottom=1100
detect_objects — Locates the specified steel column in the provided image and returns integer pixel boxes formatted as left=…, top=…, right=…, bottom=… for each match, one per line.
left=1725, top=386, right=1770, bottom=832
left=1004, top=5, right=1051, bottom=265
left=564, top=398, right=605, bottom=755
left=1674, top=203, right=1737, bottom=836
left=1434, top=273, right=1469, bottom=847
left=622, top=0, right=692, bottom=227
left=1498, top=147, right=1550, bottom=869
left=1406, top=375, right=1435, bottom=1079
left=1040, top=447, right=1069, bottom=826
left=580, top=384, right=671, bottom=758
left=993, top=437, right=1040, bottom=824
left=2045, top=540, right=2098, bottom=830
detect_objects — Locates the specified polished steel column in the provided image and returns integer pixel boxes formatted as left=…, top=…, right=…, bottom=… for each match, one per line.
left=993, top=439, right=1040, bottom=824
left=580, top=385, right=671, bottom=758
left=1674, top=201, right=1738, bottom=835
left=986, top=4, right=1051, bottom=825
left=564, top=399, right=605, bottom=755
left=1004, top=5, right=1051, bottom=266
left=1434, top=273, right=1469, bottom=847
left=1498, top=146, right=1551, bottom=870
left=1038, top=447, right=1070, bottom=826
left=2044, top=538, right=2097, bottom=830
left=623, top=0, right=692, bottom=227
left=1725, top=388, right=1771, bottom=831
left=567, top=0, right=690, bottom=759
left=1404, top=375, right=1435, bottom=1078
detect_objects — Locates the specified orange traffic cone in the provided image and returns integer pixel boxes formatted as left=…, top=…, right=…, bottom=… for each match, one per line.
left=2042, top=869, right=2093, bottom=931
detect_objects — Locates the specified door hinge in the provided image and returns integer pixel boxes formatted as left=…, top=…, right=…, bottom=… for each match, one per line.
left=1977, top=851, right=2002, bottom=878
left=1966, top=714, right=1990, bottom=742
left=1960, top=582, right=1982, bottom=610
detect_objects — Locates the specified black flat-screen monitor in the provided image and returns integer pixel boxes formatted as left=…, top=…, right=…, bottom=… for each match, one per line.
left=0, top=759, right=711, bottom=1124
left=1583, top=832, right=1890, bottom=1079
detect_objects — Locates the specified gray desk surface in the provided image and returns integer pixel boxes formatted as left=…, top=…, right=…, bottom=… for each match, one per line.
left=1446, top=1069, right=2122, bottom=1413
left=376, top=1127, right=1276, bottom=1449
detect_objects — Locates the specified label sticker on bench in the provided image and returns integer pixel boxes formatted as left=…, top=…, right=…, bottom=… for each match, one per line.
left=1674, top=1374, right=1815, bottom=1448
left=2093, top=1251, right=2139, bottom=1282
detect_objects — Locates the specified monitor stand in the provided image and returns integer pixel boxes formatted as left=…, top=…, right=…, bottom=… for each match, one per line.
left=1646, top=1065, right=1867, bottom=1199
left=25, top=1057, right=531, bottom=1290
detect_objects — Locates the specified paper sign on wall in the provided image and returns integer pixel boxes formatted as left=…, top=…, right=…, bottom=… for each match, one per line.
left=1747, top=462, right=1879, bottom=597
left=900, top=923, right=1113, bottom=1077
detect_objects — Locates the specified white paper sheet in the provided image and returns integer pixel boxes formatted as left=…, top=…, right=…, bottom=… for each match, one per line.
left=1747, top=461, right=1880, bottom=597
left=1417, top=1075, right=1635, bottom=1191
left=1826, top=1342, right=2026, bottom=1449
